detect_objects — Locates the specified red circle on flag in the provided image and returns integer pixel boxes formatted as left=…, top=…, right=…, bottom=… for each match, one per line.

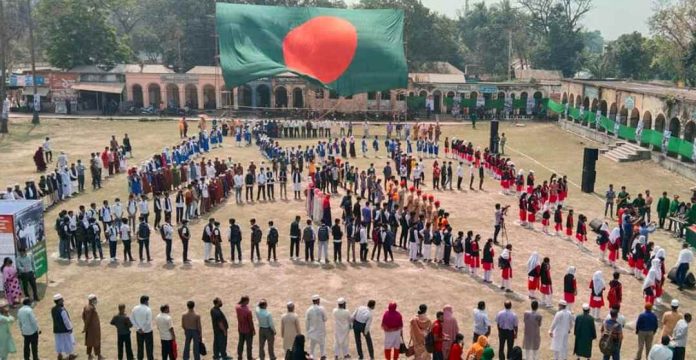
left=282, top=16, right=358, bottom=84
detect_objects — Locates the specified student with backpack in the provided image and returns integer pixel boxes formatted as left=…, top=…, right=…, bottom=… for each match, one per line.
left=599, top=309, right=623, bottom=360
left=137, top=215, right=152, bottom=262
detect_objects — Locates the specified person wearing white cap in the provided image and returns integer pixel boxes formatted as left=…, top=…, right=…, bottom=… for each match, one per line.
left=660, top=299, right=683, bottom=339
left=572, top=304, right=596, bottom=360
left=549, top=300, right=573, bottom=360
left=333, top=298, right=351, bottom=359
left=281, top=302, right=301, bottom=356
left=82, top=294, right=103, bottom=359
left=52, top=294, right=78, bottom=360
left=305, top=295, right=327, bottom=360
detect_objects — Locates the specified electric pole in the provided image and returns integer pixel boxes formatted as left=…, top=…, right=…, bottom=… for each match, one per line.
left=27, top=0, right=39, bottom=125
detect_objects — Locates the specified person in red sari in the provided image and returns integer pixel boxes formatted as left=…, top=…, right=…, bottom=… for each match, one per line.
left=101, top=147, right=110, bottom=175
left=562, top=266, right=577, bottom=312
left=33, top=147, right=47, bottom=172
left=526, top=252, right=541, bottom=300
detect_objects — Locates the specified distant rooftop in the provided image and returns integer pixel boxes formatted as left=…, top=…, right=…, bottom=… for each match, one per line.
left=515, top=69, right=563, bottom=81
left=565, top=79, right=696, bottom=102
left=111, top=64, right=174, bottom=74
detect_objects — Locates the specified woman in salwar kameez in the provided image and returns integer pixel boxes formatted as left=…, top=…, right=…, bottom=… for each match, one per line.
left=409, top=305, right=432, bottom=360
left=0, top=303, right=16, bottom=360
left=1, top=258, right=22, bottom=307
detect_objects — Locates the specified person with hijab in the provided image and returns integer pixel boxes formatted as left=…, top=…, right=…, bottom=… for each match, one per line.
left=562, top=267, right=577, bottom=312
left=290, top=334, right=310, bottom=360
left=589, top=271, right=605, bottom=319
left=409, top=304, right=432, bottom=360
left=466, top=335, right=490, bottom=360
left=33, top=147, right=47, bottom=172
left=381, top=302, right=403, bottom=360
left=442, top=305, right=459, bottom=359
left=607, top=227, right=621, bottom=268
left=642, top=258, right=661, bottom=305
left=527, top=252, right=541, bottom=300
left=652, top=248, right=666, bottom=302
left=500, top=244, right=513, bottom=292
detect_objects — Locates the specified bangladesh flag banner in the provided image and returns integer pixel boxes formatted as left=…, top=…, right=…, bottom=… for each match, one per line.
left=216, top=3, right=407, bottom=96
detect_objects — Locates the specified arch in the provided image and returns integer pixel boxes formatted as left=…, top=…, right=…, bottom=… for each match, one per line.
left=396, top=92, right=406, bottom=101
left=600, top=100, right=608, bottom=116
left=575, top=95, right=582, bottom=109
left=590, top=98, right=598, bottom=112
left=418, top=90, right=428, bottom=98
left=684, top=121, right=696, bottom=143
left=446, top=91, right=455, bottom=98
left=562, top=92, right=568, bottom=104
left=203, top=85, right=216, bottom=109
left=408, top=91, right=415, bottom=97
left=147, top=83, right=161, bottom=107
left=619, top=106, right=628, bottom=125
left=367, top=92, right=377, bottom=100
left=238, top=85, right=252, bottom=107
left=470, top=91, right=479, bottom=104
left=582, top=96, right=590, bottom=110
left=498, top=92, right=506, bottom=102
left=533, top=91, right=543, bottom=100
left=184, top=84, right=198, bottom=109
left=131, top=84, right=144, bottom=107
left=642, top=111, right=653, bottom=131
left=433, top=90, right=442, bottom=114
left=654, top=114, right=666, bottom=132
left=256, top=84, right=271, bottom=108
left=569, top=93, right=575, bottom=107
left=292, top=87, right=304, bottom=108
left=669, top=117, right=681, bottom=138
left=609, top=103, right=617, bottom=120
left=380, top=91, right=391, bottom=100
left=275, top=86, right=288, bottom=108
left=446, top=91, right=455, bottom=112
left=629, top=108, right=640, bottom=128
left=221, top=86, right=233, bottom=108
left=314, top=88, right=325, bottom=99
left=165, top=83, right=180, bottom=108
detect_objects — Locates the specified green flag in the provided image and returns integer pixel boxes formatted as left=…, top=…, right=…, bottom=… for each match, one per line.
left=216, top=3, right=407, bottom=96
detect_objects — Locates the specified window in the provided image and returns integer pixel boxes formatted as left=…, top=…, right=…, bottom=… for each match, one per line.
left=315, top=89, right=324, bottom=99
left=367, top=92, right=377, bottom=100
left=396, top=93, right=405, bottom=101
left=381, top=91, right=391, bottom=100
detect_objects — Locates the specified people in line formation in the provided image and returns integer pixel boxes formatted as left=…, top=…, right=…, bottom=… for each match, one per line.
left=0, top=293, right=688, bottom=360
left=3, top=134, right=133, bottom=205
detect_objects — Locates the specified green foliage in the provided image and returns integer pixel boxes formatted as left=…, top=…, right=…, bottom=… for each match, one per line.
left=36, top=0, right=131, bottom=69
left=609, top=32, right=652, bottom=80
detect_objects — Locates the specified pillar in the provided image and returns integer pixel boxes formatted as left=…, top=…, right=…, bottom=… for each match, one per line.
left=233, top=87, right=239, bottom=110
left=251, top=86, right=257, bottom=108
left=215, top=87, right=222, bottom=110
left=142, top=85, right=150, bottom=108
left=288, top=91, right=294, bottom=109
left=178, top=85, right=186, bottom=109
left=197, top=85, right=205, bottom=110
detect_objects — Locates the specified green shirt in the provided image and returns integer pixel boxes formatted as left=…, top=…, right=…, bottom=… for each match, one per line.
left=15, top=254, right=34, bottom=274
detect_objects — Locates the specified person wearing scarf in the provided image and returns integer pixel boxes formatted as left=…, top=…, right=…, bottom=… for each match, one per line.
left=441, top=305, right=459, bottom=359
left=563, top=267, right=577, bottom=311
left=652, top=248, right=666, bottom=302
left=527, top=252, right=541, bottom=300
left=642, top=258, right=661, bottom=305
left=381, top=302, right=403, bottom=360
left=631, top=235, right=647, bottom=279
left=588, top=271, right=605, bottom=319
left=500, top=245, right=513, bottom=292
left=409, top=304, right=432, bottom=360
left=608, top=227, right=621, bottom=268
left=466, top=335, right=494, bottom=360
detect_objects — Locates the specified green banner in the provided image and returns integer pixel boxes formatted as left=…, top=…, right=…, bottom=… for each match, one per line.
left=548, top=99, right=694, bottom=159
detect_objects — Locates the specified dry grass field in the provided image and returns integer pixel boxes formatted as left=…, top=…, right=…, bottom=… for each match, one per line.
left=2, top=116, right=695, bottom=359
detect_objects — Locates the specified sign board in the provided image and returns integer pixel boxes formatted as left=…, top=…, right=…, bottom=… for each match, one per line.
left=624, top=96, right=635, bottom=110
left=9, top=75, right=46, bottom=87
left=479, top=85, right=498, bottom=94
left=0, top=201, right=48, bottom=278
left=160, top=74, right=199, bottom=83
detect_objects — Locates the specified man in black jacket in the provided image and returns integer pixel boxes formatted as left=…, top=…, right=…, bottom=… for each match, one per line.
left=250, top=219, right=262, bottom=262
left=332, top=219, right=343, bottom=263
left=267, top=221, right=278, bottom=262
left=289, top=216, right=301, bottom=260
left=228, top=219, right=242, bottom=263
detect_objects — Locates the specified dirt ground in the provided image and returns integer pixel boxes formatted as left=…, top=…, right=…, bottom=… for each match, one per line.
left=3, top=117, right=695, bottom=359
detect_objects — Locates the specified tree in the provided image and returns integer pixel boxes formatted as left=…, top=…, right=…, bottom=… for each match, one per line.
left=36, top=0, right=131, bottom=69
left=649, top=0, right=696, bottom=85
left=609, top=32, right=651, bottom=80
left=580, top=30, right=604, bottom=54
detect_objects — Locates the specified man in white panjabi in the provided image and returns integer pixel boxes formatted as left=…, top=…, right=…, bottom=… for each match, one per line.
left=333, top=298, right=351, bottom=359
left=549, top=300, right=574, bottom=360
left=305, top=295, right=327, bottom=359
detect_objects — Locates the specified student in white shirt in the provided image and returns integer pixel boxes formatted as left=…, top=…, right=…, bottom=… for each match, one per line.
left=131, top=295, right=154, bottom=360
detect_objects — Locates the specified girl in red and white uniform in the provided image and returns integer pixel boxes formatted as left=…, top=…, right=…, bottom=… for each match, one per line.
left=553, top=205, right=563, bottom=236
left=541, top=205, right=551, bottom=234
left=526, top=193, right=538, bottom=230
left=540, top=257, right=553, bottom=307
left=540, top=181, right=549, bottom=206
left=563, top=266, right=577, bottom=312
left=482, top=238, right=495, bottom=283
left=630, top=235, right=647, bottom=279
left=642, top=258, right=661, bottom=305
left=558, top=175, right=569, bottom=206
left=565, top=209, right=574, bottom=239
left=526, top=171, right=535, bottom=194
left=607, top=227, right=621, bottom=268
left=500, top=244, right=513, bottom=292
left=653, top=248, right=666, bottom=302
left=518, top=193, right=528, bottom=227
left=575, top=214, right=587, bottom=246
left=597, top=223, right=610, bottom=261
left=548, top=178, right=559, bottom=209
left=527, top=252, right=541, bottom=299
left=515, top=170, right=525, bottom=196
left=588, top=270, right=605, bottom=319
left=469, top=234, right=481, bottom=276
